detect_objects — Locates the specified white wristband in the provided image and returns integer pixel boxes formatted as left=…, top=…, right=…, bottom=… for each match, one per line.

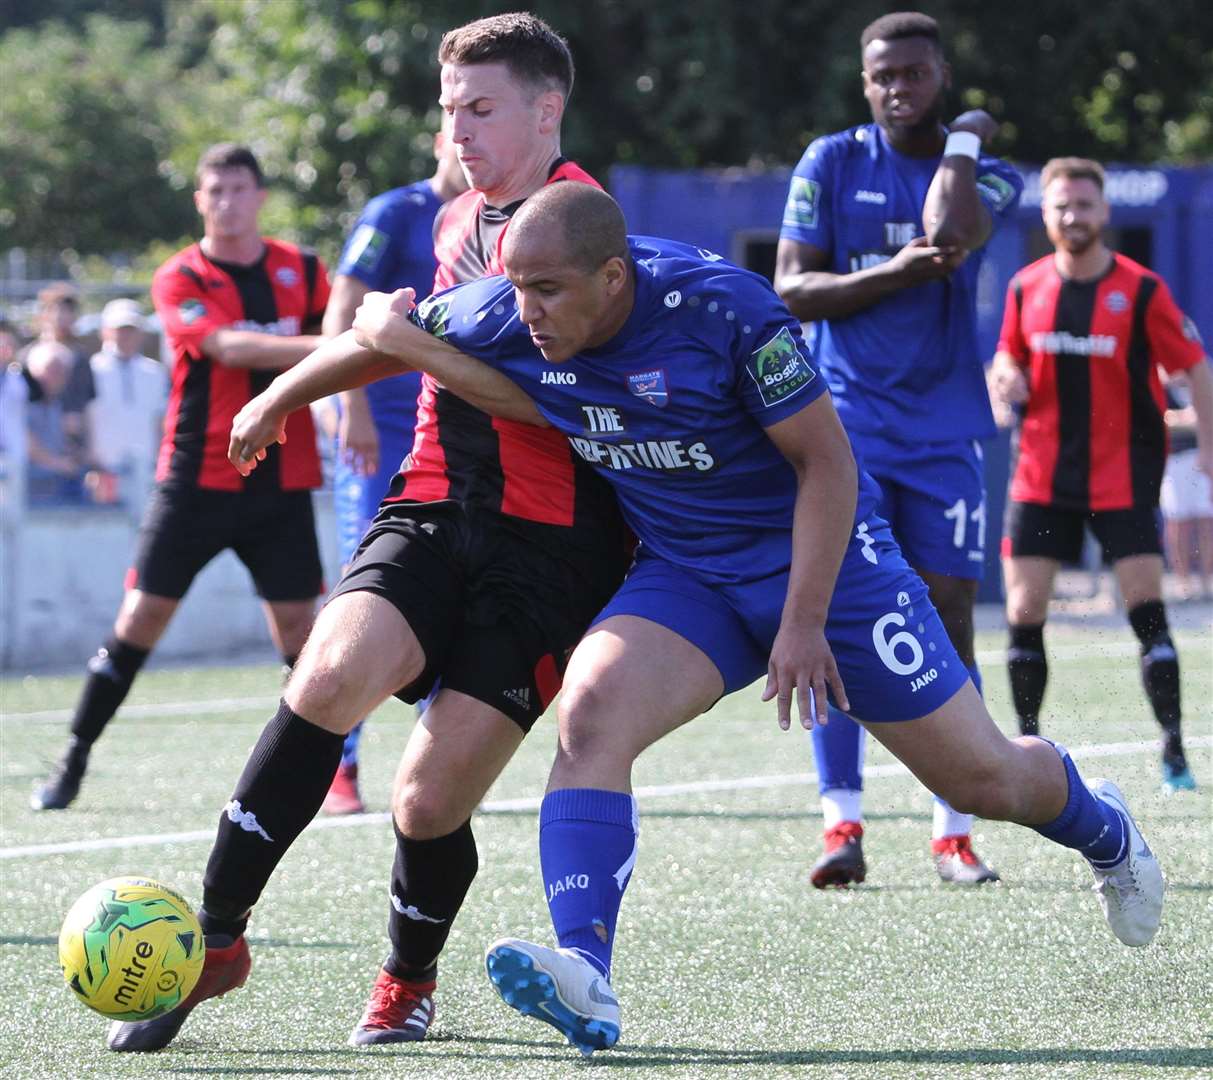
left=944, top=130, right=981, bottom=160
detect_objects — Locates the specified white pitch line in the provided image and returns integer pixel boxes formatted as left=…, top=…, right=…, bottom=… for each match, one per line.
left=6, top=636, right=1205, bottom=725
left=2, top=735, right=1207, bottom=861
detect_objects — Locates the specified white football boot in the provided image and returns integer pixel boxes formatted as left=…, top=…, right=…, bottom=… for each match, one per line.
left=1086, top=779, right=1164, bottom=946
left=484, top=938, right=620, bottom=1056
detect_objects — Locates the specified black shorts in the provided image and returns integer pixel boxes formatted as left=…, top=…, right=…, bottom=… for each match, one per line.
left=130, top=484, right=323, bottom=602
left=328, top=500, right=631, bottom=731
left=1003, top=500, right=1162, bottom=564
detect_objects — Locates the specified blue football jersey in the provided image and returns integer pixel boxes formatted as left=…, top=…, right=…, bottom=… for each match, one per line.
left=337, top=180, right=442, bottom=443
left=779, top=123, right=1023, bottom=441
left=415, top=236, right=881, bottom=586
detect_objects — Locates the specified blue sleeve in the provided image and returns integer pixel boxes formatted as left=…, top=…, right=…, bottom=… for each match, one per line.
left=779, top=138, right=834, bottom=252
left=724, top=274, right=827, bottom=425
left=411, top=276, right=522, bottom=361
left=336, top=193, right=412, bottom=289
left=974, top=156, right=1024, bottom=232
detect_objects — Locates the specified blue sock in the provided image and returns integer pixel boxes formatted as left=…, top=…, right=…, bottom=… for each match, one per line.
left=539, top=788, right=637, bottom=981
left=812, top=706, right=864, bottom=793
left=340, top=722, right=362, bottom=769
left=1031, top=739, right=1128, bottom=867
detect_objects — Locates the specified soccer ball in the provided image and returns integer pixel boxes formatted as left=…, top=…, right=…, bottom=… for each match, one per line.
left=58, top=876, right=205, bottom=1020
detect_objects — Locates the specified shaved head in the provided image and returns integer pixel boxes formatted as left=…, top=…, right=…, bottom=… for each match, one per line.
left=504, top=183, right=628, bottom=273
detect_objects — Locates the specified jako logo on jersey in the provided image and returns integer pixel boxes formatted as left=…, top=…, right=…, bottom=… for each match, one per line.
left=222, top=800, right=273, bottom=842
left=569, top=436, right=715, bottom=473
left=896, top=590, right=910, bottom=607
left=627, top=368, right=669, bottom=407
left=229, top=316, right=301, bottom=336
left=1104, top=290, right=1129, bottom=314
left=747, top=326, right=816, bottom=408
left=664, top=290, right=682, bottom=308
left=1030, top=331, right=1117, bottom=357
left=541, top=370, right=577, bottom=385
left=547, top=873, right=590, bottom=902
left=910, top=667, right=939, bottom=693
left=275, top=266, right=299, bottom=287
left=854, top=190, right=887, bottom=204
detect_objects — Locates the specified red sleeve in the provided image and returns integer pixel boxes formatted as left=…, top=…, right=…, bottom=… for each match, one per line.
left=151, top=259, right=228, bottom=360
left=996, top=277, right=1027, bottom=364
left=1147, top=277, right=1205, bottom=374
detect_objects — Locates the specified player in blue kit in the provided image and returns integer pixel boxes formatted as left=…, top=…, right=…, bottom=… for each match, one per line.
left=332, top=183, right=1163, bottom=1056
left=775, top=11, right=1023, bottom=886
left=318, top=126, right=467, bottom=815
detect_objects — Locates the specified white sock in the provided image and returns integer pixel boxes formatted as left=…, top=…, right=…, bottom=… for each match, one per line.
left=932, top=796, right=973, bottom=840
left=821, top=788, right=862, bottom=830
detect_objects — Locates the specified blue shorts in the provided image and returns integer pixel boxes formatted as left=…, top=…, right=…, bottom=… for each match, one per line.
left=593, top=513, right=969, bottom=722
left=850, top=432, right=987, bottom=581
left=334, top=427, right=415, bottom=566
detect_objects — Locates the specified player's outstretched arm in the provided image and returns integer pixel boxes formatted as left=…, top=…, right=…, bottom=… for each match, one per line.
left=760, top=395, right=855, bottom=731
left=352, top=288, right=547, bottom=426
left=775, top=237, right=961, bottom=322
left=922, top=109, right=998, bottom=251
left=228, top=331, right=405, bottom=475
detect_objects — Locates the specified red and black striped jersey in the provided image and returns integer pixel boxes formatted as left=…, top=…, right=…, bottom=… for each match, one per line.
left=152, top=239, right=330, bottom=492
left=998, top=253, right=1204, bottom=511
left=391, top=159, right=618, bottom=528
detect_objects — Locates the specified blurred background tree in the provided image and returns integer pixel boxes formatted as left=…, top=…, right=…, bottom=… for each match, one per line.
left=1, top=0, right=1210, bottom=267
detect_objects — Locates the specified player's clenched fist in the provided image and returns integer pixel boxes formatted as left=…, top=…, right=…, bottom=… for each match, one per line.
left=229, top=394, right=288, bottom=476
left=352, top=288, right=417, bottom=356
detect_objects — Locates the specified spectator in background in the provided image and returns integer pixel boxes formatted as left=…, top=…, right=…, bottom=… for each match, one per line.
left=1161, top=371, right=1213, bottom=600
left=22, top=340, right=91, bottom=504
left=26, top=283, right=95, bottom=427
left=87, top=298, right=168, bottom=501
left=0, top=319, right=29, bottom=484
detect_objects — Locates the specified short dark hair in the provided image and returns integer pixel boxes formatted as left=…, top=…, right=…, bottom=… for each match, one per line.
left=439, top=13, right=574, bottom=100
left=195, top=143, right=265, bottom=188
left=36, top=282, right=79, bottom=311
left=861, top=12, right=943, bottom=55
left=507, top=183, right=628, bottom=273
left=1041, top=156, right=1106, bottom=193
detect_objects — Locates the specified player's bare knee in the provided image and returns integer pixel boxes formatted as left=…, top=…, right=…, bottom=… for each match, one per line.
left=113, top=592, right=176, bottom=648
left=556, top=681, right=626, bottom=763
left=285, top=639, right=366, bottom=729
left=392, top=779, right=459, bottom=840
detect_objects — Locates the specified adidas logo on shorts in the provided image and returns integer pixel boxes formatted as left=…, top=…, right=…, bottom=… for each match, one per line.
left=503, top=687, right=531, bottom=710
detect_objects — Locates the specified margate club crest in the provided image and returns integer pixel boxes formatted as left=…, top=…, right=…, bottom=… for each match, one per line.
left=626, top=369, right=668, bottom=407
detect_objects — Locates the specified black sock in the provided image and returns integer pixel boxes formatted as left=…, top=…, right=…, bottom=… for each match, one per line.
left=1128, top=600, right=1182, bottom=734
left=201, top=700, right=344, bottom=935
left=1007, top=623, right=1047, bottom=736
left=384, top=819, right=478, bottom=980
left=68, top=637, right=151, bottom=749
